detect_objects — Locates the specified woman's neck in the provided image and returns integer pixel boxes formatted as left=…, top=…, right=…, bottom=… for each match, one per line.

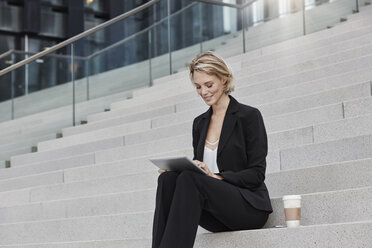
left=212, top=94, right=230, bottom=117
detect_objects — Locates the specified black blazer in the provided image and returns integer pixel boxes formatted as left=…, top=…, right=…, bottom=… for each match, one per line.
left=192, top=95, right=273, bottom=213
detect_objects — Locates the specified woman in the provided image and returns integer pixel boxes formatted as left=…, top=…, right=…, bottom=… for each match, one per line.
left=152, top=51, right=273, bottom=248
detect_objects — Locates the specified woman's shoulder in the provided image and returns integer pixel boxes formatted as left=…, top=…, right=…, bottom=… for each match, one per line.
left=234, top=102, right=265, bottom=130
left=228, top=95, right=260, bottom=115
left=234, top=100, right=262, bottom=119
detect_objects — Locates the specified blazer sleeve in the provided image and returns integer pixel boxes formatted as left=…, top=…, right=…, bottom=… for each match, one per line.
left=219, top=108, right=268, bottom=189
left=192, top=117, right=199, bottom=161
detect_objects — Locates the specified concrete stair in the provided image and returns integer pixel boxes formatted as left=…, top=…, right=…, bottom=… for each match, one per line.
left=0, top=91, right=133, bottom=162
left=0, top=221, right=370, bottom=248
left=0, top=157, right=370, bottom=208
left=36, top=82, right=370, bottom=152
left=0, top=2, right=371, bottom=247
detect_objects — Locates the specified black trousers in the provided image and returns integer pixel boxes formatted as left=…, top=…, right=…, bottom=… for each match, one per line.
left=152, top=171, right=269, bottom=248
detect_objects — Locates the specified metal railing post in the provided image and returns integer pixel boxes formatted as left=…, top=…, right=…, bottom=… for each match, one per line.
left=167, top=0, right=172, bottom=75
left=149, top=29, right=153, bottom=87
left=356, top=0, right=360, bottom=13
left=241, top=8, right=246, bottom=54
left=10, top=53, right=15, bottom=120
left=11, top=83, right=14, bottom=119
left=302, top=0, right=306, bottom=36
left=199, top=3, right=203, bottom=53
left=71, top=44, right=76, bottom=126
left=153, top=4, right=158, bottom=58
left=86, top=58, right=90, bottom=101
left=25, top=34, right=29, bottom=95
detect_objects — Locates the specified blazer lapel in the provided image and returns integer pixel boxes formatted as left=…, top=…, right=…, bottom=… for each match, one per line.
left=196, top=107, right=212, bottom=160
left=217, top=96, right=239, bottom=157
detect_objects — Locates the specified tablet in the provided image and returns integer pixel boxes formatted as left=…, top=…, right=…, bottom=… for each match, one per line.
left=150, top=156, right=207, bottom=175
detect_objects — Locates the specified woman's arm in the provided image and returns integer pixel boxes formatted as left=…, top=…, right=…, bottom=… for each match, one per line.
left=192, top=118, right=199, bottom=161
left=193, top=160, right=224, bottom=180
left=219, top=108, right=268, bottom=188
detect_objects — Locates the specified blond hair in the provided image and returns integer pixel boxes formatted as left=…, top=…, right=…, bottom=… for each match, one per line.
left=188, top=51, right=234, bottom=94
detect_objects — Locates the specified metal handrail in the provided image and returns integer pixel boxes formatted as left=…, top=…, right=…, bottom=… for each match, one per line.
left=0, top=50, right=15, bottom=60
left=196, top=0, right=257, bottom=9
left=0, top=0, right=159, bottom=76
left=0, top=49, right=86, bottom=61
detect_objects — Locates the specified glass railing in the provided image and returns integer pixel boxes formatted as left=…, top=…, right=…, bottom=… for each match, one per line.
left=0, top=0, right=367, bottom=125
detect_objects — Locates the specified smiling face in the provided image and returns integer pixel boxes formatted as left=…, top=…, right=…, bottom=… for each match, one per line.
left=193, top=70, right=227, bottom=106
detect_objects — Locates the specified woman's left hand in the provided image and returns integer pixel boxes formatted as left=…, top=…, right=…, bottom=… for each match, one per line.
left=193, top=160, right=223, bottom=180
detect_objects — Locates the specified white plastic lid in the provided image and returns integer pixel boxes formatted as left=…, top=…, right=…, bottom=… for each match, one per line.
left=282, top=195, right=302, bottom=201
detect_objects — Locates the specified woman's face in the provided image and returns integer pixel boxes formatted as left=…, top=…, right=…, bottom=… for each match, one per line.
left=193, top=71, right=226, bottom=106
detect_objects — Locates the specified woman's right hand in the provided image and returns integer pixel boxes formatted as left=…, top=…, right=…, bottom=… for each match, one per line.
left=158, top=169, right=167, bottom=174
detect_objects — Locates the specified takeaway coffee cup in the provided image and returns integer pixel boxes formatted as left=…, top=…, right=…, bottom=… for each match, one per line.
left=282, top=195, right=301, bottom=228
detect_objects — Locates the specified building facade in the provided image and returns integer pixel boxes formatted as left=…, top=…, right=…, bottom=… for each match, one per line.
left=0, top=0, right=328, bottom=102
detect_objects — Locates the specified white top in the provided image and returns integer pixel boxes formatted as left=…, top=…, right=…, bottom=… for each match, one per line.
left=203, top=139, right=220, bottom=174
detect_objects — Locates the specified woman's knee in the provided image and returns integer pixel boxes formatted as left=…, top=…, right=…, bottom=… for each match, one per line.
left=178, top=170, right=199, bottom=181
left=157, top=171, right=179, bottom=185
left=176, top=171, right=204, bottom=188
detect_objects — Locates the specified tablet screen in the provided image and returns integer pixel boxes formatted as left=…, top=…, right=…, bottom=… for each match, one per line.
left=150, top=156, right=207, bottom=175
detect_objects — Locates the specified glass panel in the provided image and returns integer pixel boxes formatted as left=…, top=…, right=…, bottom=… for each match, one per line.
left=0, top=67, right=15, bottom=158
left=26, top=48, right=70, bottom=94
left=86, top=31, right=151, bottom=100
left=154, top=0, right=169, bottom=20
left=11, top=45, right=73, bottom=123
left=170, top=0, right=194, bottom=14
left=78, top=0, right=168, bottom=102
left=305, top=0, right=359, bottom=35
left=169, top=3, right=201, bottom=74
left=243, top=0, right=303, bottom=53
left=68, top=38, right=88, bottom=105
left=3, top=0, right=362, bottom=125
left=0, top=57, right=12, bottom=122
left=149, top=18, right=170, bottom=81
left=0, top=52, right=26, bottom=123
left=200, top=2, right=242, bottom=58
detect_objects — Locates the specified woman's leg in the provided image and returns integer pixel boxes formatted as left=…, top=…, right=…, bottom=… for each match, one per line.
left=152, top=171, right=179, bottom=248
left=198, top=209, right=231, bottom=232
left=197, top=177, right=269, bottom=232
left=154, top=171, right=269, bottom=248
left=157, top=171, right=207, bottom=248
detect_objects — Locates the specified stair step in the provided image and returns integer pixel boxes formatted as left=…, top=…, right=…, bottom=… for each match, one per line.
left=281, top=134, right=372, bottom=170
left=0, top=186, right=370, bottom=244
left=0, top=158, right=369, bottom=208
left=4, top=108, right=370, bottom=182
left=194, top=221, right=372, bottom=248
left=344, top=95, right=372, bottom=118
left=0, top=182, right=369, bottom=232
left=11, top=137, right=124, bottom=167
left=0, top=153, right=94, bottom=181
left=0, top=220, right=370, bottom=247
